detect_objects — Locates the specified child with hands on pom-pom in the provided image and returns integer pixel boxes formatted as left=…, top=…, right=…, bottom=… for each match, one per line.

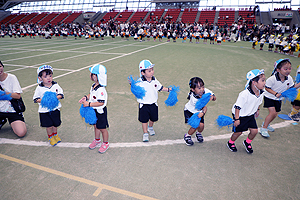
left=33, top=65, right=64, bottom=146
left=184, top=77, right=216, bottom=146
left=260, top=59, right=300, bottom=137
left=132, top=60, right=171, bottom=142
left=227, top=69, right=265, bottom=154
left=78, top=64, right=109, bottom=154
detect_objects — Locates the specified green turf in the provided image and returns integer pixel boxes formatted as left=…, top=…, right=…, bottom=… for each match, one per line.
left=0, top=36, right=299, bottom=200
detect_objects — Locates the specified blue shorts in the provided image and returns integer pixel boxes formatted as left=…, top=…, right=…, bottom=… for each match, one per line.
left=138, top=103, right=158, bottom=123
left=263, top=96, right=282, bottom=112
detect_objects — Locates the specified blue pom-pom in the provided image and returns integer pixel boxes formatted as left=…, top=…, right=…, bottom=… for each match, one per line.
left=165, top=85, right=180, bottom=107
left=187, top=112, right=201, bottom=129
left=79, top=104, right=97, bottom=125
left=282, top=87, right=298, bottom=102
left=41, top=91, right=59, bottom=111
left=128, top=75, right=146, bottom=99
left=195, top=93, right=211, bottom=110
left=295, top=73, right=300, bottom=84
left=0, top=90, right=12, bottom=100
left=215, top=115, right=234, bottom=129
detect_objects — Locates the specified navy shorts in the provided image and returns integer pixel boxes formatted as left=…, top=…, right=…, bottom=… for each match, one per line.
left=184, top=110, right=204, bottom=124
left=95, top=107, right=109, bottom=129
left=39, top=109, right=61, bottom=128
left=0, top=112, right=25, bottom=124
left=138, top=103, right=158, bottom=123
left=291, top=100, right=300, bottom=107
left=263, top=96, right=282, bottom=112
left=232, top=114, right=257, bottom=133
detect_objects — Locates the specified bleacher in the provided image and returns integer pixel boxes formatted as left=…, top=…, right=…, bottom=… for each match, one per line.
left=0, top=13, right=17, bottom=25
left=29, top=12, right=48, bottom=24
left=38, top=12, right=59, bottom=25
left=62, top=11, right=82, bottom=24
left=180, top=8, right=198, bottom=23
left=129, top=10, right=148, bottom=23
left=198, top=9, right=216, bottom=24
left=164, top=9, right=181, bottom=22
left=99, top=11, right=119, bottom=24
left=51, top=12, right=68, bottom=25
left=18, top=13, right=38, bottom=24
left=217, top=8, right=235, bottom=26
left=238, top=8, right=256, bottom=24
left=144, top=9, right=164, bottom=23
left=116, top=10, right=133, bottom=22
left=8, top=13, right=26, bottom=25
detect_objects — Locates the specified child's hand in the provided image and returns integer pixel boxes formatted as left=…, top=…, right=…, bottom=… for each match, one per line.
left=210, top=95, right=216, bottom=101
left=234, top=120, right=240, bottom=127
left=78, top=97, right=87, bottom=104
left=255, top=110, right=259, bottom=118
left=275, top=93, right=282, bottom=98
left=197, top=112, right=204, bottom=118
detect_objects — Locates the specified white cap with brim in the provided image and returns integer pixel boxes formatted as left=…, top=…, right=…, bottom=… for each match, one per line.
left=139, top=60, right=155, bottom=77
left=89, top=64, right=107, bottom=86
left=37, top=65, right=53, bottom=83
left=245, top=69, right=265, bottom=89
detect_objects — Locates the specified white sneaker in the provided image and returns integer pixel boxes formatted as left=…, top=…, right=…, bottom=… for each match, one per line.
left=260, top=128, right=270, bottom=138
left=262, top=122, right=274, bottom=132
left=148, top=127, right=155, bottom=136
left=143, top=133, right=149, bottom=142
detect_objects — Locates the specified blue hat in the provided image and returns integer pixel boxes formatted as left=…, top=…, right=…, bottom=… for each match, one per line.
left=139, top=60, right=154, bottom=77
left=272, top=58, right=290, bottom=75
left=89, top=64, right=107, bottom=86
left=37, top=65, right=53, bottom=83
left=245, top=69, right=264, bottom=89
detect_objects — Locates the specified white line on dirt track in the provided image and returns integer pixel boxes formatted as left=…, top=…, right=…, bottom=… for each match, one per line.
left=0, top=120, right=296, bottom=148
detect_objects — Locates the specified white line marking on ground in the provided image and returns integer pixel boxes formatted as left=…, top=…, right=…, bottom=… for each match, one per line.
left=0, top=121, right=295, bottom=148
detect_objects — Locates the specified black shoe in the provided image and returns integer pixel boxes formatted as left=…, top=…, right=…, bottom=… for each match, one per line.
left=0, top=118, right=7, bottom=129
left=243, top=140, right=253, bottom=154
left=196, top=132, right=203, bottom=143
left=227, top=141, right=237, bottom=152
left=184, top=134, right=194, bottom=146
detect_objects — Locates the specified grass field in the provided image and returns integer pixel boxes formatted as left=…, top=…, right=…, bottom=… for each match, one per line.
left=0, top=36, right=300, bottom=200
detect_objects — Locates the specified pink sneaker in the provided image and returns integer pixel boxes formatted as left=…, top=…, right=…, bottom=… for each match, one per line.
left=89, top=139, right=101, bottom=150
left=98, top=142, right=109, bottom=154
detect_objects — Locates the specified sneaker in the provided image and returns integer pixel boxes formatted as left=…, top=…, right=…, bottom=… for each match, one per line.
left=53, top=134, right=61, bottom=143
left=195, top=132, right=203, bottom=143
left=243, top=140, right=253, bottom=154
left=89, top=139, right=101, bottom=150
left=98, top=142, right=109, bottom=154
left=262, top=122, right=275, bottom=132
left=48, top=137, right=57, bottom=146
left=184, top=134, right=194, bottom=146
left=227, top=141, right=237, bottom=152
left=143, top=133, right=149, bottom=142
left=0, top=118, right=7, bottom=129
left=288, top=113, right=300, bottom=122
left=259, top=128, right=270, bottom=138
left=148, top=127, right=155, bottom=136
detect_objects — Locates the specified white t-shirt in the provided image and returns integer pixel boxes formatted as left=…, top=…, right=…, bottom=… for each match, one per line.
left=232, top=87, right=264, bottom=117
left=264, top=73, right=294, bottom=100
left=184, top=88, right=214, bottom=114
left=89, top=83, right=107, bottom=114
left=136, top=76, right=163, bottom=105
left=0, top=73, right=23, bottom=113
left=33, top=81, right=63, bottom=113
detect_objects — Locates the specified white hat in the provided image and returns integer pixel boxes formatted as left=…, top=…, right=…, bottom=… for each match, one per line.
left=139, top=60, right=154, bottom=77
left=37, top=65, right=53, bottom=83
left=89, top=64, right=107, bottom=86
left=245, top=69, right=265, bottom=89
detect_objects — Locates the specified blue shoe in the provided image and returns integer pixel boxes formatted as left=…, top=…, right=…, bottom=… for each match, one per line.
left=260, top=128, right=270, bottom=138
left=262, top=122, right=274, bottom=132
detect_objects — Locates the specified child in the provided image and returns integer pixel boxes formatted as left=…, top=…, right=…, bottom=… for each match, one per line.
left=227, top=69, right=265, bottom=153
left=184, top=77, right=216, bottom=146
left=134, top=60, right=170, bottom=142
left=260, top=59, right=300, bottom=137
left=252, top=35, right=258, bottom=49
left=268, top=34, right=275, bottom=51
left=259, top=34, right=265, bottom=50
left=78, top=64, right=109, bottom=153
left=33, top=65, right=64, bottom=146
left=288, top=65, right=300, bottom=121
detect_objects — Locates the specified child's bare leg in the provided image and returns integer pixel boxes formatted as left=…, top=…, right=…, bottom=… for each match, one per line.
left=248, top=128, right=258, bottom=140
left=94, top=125, right=101, bottom=139
left=187, top=127, right=197, bottom=135
left=100, top=128, right=109, bottom=142
left=263, top=107, right=277, bottom=128
left=142, top=122, right=148, bottom=133
left=230, top=132, right=242, bottom=142
left=197, top=123, right=204, bottom=133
